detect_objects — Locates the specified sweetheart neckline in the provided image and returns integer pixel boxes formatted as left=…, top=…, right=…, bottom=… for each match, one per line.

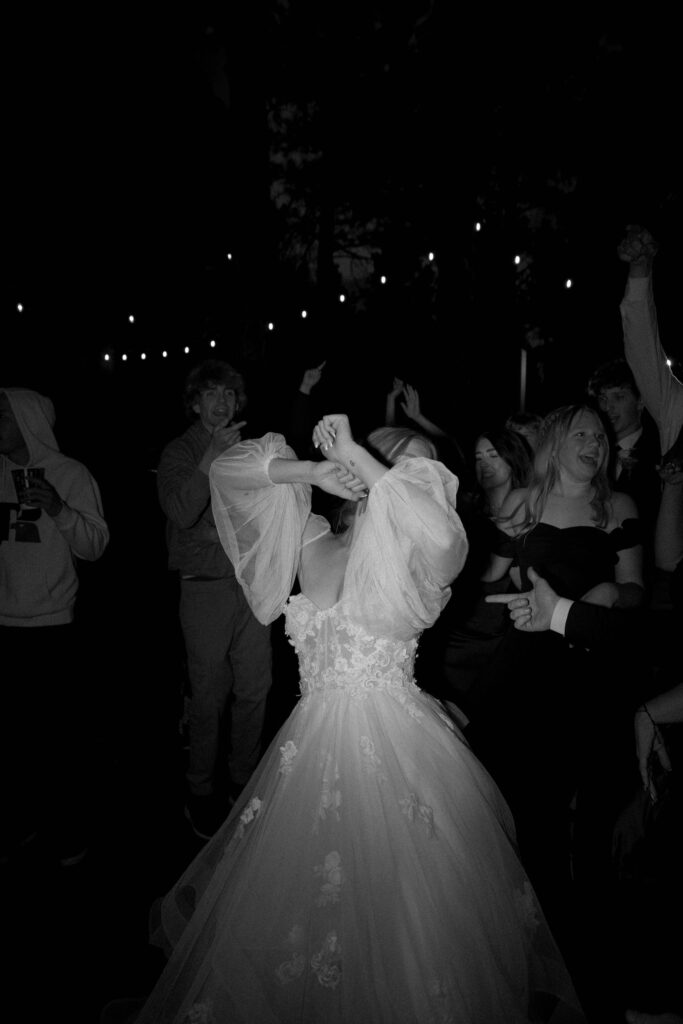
left=289, top=592, right=342, bottom=614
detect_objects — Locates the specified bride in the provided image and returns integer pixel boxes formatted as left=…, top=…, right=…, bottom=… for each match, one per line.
left=133, top=413, right=585, bottom=1023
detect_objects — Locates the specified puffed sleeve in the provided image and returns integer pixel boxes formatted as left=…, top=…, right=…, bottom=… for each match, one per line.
left=209, top=433, right=311, bottom=624
left=343, top=456, right=469, bottom=639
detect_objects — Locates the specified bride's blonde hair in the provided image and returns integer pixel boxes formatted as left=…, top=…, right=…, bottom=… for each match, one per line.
left=332, top=426, right=437, bottom=534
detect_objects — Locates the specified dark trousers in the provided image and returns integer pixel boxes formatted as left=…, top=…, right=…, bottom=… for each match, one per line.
left=179, top=577, right=272, bottom=798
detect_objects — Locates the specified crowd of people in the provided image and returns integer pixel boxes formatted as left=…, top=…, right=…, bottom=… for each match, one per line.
left=1, top=226, right=680, bottom=1023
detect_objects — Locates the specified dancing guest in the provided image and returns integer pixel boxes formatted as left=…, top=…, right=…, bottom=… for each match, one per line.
left=429, top=426, right=532, bottom=717
left=133, top=414, right=586, bottom=1024
left=471, top=404, right=644, bottom=1013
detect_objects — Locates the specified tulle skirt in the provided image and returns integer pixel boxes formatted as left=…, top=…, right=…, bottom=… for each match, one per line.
left=134, top=684, right=585, bottom=1023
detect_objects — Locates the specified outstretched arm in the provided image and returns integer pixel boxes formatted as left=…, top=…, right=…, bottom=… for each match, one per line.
left=619, top=224, right=683, bottom=452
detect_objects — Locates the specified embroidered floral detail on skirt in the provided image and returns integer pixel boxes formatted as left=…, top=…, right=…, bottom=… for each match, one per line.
left=279, top=739, right=298, bottom=775
left=399, top=792, right=436, bottom=837
left=236, top=796, right=262, bottom=839
left=314, top=851, right=344, bottom=905
left=311, top=930, right=342, bottom=989
left=275, top=952, right=306, bottom=985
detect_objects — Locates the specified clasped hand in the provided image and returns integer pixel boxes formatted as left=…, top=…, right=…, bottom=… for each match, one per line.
left=311, top=414, right=367, bottom=500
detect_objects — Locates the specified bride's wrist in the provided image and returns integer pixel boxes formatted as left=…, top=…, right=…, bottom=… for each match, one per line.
left=339, top=442, right=365, bottom=472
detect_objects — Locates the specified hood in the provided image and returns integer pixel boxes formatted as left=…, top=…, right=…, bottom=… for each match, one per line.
left=1, top=388, right=65, bottom=468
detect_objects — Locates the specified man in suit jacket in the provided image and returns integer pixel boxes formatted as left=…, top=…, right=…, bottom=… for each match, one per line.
left=587, top=357, right=661, bottom=536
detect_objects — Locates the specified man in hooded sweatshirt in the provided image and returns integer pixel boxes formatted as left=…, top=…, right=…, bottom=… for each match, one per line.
left=0, top=388, right=109, bottom=866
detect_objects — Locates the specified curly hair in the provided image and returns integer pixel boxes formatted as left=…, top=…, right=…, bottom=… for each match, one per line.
left=516, top=404, right=612, bottom=534
left=182, top=359, right=247, bottom=419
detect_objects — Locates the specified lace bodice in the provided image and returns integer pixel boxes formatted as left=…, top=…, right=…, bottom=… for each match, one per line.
left=285, top=593, right=420, bottom=698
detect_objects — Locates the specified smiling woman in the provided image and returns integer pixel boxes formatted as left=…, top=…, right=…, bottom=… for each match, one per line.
left=468, top=403, right=646, bottom=989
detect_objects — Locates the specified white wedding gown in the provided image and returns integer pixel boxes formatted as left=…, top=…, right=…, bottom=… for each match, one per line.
left=135, top=435, right=585, bottom=1023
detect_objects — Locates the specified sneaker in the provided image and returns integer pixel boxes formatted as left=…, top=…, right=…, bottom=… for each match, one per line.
left=184, top=794, right=227, bottom=841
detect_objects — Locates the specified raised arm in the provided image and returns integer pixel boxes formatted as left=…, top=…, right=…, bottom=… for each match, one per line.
left=209, top=433, right=362, bottom=623
left=618, top=224, right=683, bottom=452
left=385, top=377, right=404, bottom=426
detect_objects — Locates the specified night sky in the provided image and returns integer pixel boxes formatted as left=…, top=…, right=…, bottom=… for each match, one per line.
left=7, top=8, right=682, bottom=454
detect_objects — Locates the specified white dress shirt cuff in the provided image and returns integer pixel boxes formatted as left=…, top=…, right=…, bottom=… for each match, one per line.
left=550, top=597, right=574, bottom=636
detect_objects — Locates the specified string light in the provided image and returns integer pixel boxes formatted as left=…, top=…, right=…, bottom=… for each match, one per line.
left=20, top=245, right=584, bottom=370
left=475, top=222, right=481, bottom=232
left=666, top=358, right=672, bottom=367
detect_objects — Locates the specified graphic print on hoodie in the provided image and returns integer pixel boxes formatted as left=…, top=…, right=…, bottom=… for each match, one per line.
left=0, top=389, right=109, bottom=626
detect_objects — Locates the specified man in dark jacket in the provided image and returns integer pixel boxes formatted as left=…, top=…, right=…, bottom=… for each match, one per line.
left=158, top=360, right=272, bottom=839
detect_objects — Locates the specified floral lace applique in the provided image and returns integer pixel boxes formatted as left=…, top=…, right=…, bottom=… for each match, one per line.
left=279, top=740, right=298, bottom=776
left=393, top=689, right=425, bottom=720
left=311, top=930, right=342, bottom=989
left=399, top=792, right=436, bottom=837
left=426, top=978, right=456, bottom=1024
left=313, top=752, right=341, bottom=831
left=360, top=736, right=387, bottom=782
left=183, top=1003, right=216, bottom=1023
left=314, top=851, right=344, bottom=906
left=514, top=880, right=540, bottom=930
left=275, top=952, right=306, bottom=985
left=236, top=796, right=263, bottom=839
left=285, top=597, right=419, bottom=699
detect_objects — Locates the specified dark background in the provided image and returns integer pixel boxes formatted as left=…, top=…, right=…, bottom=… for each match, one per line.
left=6, top=8, right=682, bottom=461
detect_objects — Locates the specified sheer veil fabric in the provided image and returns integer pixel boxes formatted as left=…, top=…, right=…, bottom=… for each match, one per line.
left=134, top=435, right=586, bottom=1023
